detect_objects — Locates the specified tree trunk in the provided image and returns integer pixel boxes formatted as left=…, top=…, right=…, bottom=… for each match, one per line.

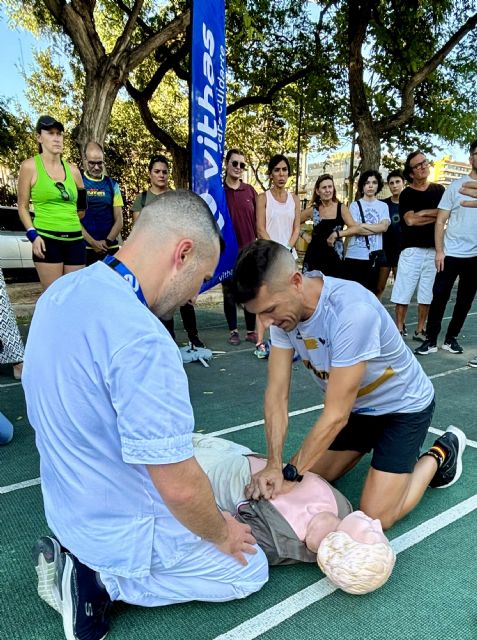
left=170, top=146, right=189, bottom=189
left=355, top=122, right=381, bottom=173
left=73, top=68, right=124, bottom=155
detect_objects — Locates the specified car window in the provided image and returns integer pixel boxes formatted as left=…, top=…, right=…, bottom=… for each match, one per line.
left=0, top=207, right=31, bottom=232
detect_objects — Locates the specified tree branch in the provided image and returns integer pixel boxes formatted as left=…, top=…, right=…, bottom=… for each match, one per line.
left=110, top=0, right=145, bottom=62
left=377, top=11, right=477, bottom=134
left=128, top=42, right=188, bottom=101
left=227, top=66, right=312, bottom=115
left=44, top=0, right=105, bottom=72
left=132, top=90, right=185, bottom=155
left=114, top=0, right=153, bottom=37
left=127, top=10, right=190, bottom=69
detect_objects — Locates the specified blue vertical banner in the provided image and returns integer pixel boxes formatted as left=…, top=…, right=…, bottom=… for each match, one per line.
left=191, top=0, right=238, bottom=292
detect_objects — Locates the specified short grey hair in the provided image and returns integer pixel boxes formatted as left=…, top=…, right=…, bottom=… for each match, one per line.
left=130, top=189, right=223, bottom=257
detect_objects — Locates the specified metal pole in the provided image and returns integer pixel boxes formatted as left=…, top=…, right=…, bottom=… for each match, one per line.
left=296, top=95, right=304, bottom=195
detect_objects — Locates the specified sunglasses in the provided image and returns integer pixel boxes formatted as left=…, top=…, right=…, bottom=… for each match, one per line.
left=87, top=160, right=103, bottom=167
left=231, top=160, right=246, bottom=170
left=55, top=182, right=70, bottom=201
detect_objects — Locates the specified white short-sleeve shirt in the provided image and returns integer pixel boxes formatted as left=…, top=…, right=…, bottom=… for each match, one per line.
left=438, top=175, right=477, bottom=257
left=270, top=273, right=434, bottom=415
left=23, top=262, right=200, bottom=578
left=346, top=198, right=390, bottom=260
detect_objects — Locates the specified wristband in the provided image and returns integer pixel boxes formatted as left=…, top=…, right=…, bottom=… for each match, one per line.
left=105, top=238, right=116, bottom=248
left=26, top=228, right=39, bottom=242
left=335, top=230, right=340, bottom=239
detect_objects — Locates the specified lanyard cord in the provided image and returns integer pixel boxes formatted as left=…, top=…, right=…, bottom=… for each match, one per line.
left=103, top=255, right=148, bottom=307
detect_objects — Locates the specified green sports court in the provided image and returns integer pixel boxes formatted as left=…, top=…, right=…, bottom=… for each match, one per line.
left=1, top=288, right=476, bottom=640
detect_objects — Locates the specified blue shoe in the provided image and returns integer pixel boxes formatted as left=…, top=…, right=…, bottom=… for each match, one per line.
left=61, top=553, right=112, bottom=640
left=254, top=341, right=269, bottom=359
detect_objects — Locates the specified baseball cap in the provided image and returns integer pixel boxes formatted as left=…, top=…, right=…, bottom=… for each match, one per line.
left=35, top=115, right=64, bottom=133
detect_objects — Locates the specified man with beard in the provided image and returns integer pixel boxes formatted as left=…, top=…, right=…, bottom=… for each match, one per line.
left=24, top=191, right=268, bottom=640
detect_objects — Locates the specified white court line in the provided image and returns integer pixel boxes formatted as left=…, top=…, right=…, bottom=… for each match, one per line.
left=0, top=381, right=22, bottom=388
left=0, top=477, right=41, bottom=494
left=1, top=365, right=475, bottom=494
left=213, top=494, right=477, bottom=640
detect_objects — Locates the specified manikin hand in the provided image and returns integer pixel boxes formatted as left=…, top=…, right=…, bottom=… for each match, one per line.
left=215, top=511, right=257, bottom=566
left=245, top=464, right=285, bottom=500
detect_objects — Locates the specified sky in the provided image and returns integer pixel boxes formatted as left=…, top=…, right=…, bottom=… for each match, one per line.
left=0, top=6, right=469, bottom=164
left=0, top=9, right=38, bottom=108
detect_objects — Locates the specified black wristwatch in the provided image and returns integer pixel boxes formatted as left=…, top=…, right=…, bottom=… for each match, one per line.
left=282, top=463, right=303, bottom=482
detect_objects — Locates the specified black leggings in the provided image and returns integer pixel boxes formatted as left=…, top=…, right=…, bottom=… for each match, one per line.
left=342, top=258, right=379, bottom=293
left=161, top=303, right=198, bottom=341
left=426, top=255, right=477, bottom=342
left=222, top=278, right=255, bottom=332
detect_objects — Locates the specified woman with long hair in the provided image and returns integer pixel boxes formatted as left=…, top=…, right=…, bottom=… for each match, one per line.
left=255, top=154, right=301, bottom=357
left=301, top=173, right=354, bottom=276
left=17, top=115, right=86, bottom=290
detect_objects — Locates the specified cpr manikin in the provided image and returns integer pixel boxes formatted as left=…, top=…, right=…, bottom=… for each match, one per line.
left=192, top=435, right=396, bottom=594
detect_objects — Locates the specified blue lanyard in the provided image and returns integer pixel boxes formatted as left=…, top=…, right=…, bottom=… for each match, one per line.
left=103, top=255, right=148, bottom=307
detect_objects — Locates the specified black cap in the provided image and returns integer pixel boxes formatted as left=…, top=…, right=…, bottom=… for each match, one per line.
left=35, top=115, right=64, bottom=133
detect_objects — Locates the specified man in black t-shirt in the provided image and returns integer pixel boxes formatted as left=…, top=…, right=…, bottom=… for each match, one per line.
left=390, top=151, right=445, bottom=340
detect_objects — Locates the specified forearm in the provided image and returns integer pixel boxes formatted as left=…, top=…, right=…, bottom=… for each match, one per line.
left=263, top=392, right=289, bottom=466
left=148, top=459, right=228, bottom=544
left=18, top=205, right=34, bottom=230
left=291, top=408, right=348, bottom=473
left=81, top=226, right=96, bottom=246
left=108, top=209, right=123, bottom=241
left=434, top=222, right=446, bottom=253
left=257, top=227, right=271, bottom=240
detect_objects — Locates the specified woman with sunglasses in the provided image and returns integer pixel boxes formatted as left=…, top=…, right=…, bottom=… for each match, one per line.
left=255, top=154, right=301, bottom=358
left=300, top=174, right=354, bottom=277
left=17, top=115, right=86, bottom=290
left=133, top=155, right=206, bottom=349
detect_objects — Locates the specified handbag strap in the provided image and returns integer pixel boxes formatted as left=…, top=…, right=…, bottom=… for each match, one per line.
left=356, top=200, right=371, bottom=252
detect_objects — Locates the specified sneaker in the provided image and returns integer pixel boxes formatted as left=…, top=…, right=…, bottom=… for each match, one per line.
left=245, top=331, right=258, bottom=343
left=32, top=536, right=63, bottom=613
left=402, top=323, right=408, bottom=337
left=189, top=335, right=205, bottom=348
left=442, top=338, right=463, bottom=354
left=228, top=331, right=241, bottom=346
left=468, top=355, right=477, bottom=368
left=254, top=342, right=269, bottom=359
left=414, top=340, right=437, bottom=355
left=429, top=426, right=467, bottom=489
left=61, top=552, right=112, bottom=640
left=412, top=330, right=427, bottom=342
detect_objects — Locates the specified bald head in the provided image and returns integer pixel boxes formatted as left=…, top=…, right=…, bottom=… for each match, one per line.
left=85, top=141, right=103, bottom=156
left=233, top=240, right=297, bottom=304
left=128, top=189, right=223, bottom=259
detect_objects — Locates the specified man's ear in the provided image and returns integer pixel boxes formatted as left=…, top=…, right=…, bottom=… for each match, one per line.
left=173, top=239, right=194, bottom=269
left=290, top=270, right=302, bottom=289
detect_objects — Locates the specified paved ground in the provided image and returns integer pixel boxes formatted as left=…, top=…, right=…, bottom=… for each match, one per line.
left=1, top=281, right=476, bottom=639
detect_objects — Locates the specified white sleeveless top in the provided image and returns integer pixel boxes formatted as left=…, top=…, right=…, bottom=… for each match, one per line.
left=265, top=190, right=297, bottom=258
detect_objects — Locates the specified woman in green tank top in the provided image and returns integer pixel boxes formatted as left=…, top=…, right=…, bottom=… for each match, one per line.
left=17, top=115, right=86, bottom=290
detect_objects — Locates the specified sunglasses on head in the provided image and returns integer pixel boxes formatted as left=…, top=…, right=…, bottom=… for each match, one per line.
left=231, top=160, right=246, bottom=170
left=55, top=182, right=70, bottom=201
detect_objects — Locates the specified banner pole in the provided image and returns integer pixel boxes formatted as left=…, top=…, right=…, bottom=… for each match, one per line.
left=188, top=0, right=194, bottom=190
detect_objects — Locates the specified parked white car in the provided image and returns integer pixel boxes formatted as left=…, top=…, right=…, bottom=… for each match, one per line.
left=0, top=206, right=34, bottom=270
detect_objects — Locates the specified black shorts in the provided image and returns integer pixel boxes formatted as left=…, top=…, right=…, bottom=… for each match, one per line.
left=328, top=398, right=435, bottom=474
left=34, top=235, right=86, bottom=266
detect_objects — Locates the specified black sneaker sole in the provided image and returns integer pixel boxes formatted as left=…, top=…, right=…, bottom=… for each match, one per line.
left=435, top=426, right=467, bottom=489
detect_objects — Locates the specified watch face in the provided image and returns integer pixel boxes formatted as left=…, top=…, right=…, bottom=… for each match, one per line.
left=283, top=463, right=298, bottom=481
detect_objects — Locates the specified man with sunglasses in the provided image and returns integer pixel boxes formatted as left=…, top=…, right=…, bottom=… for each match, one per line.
left=390, top=151, right=445, bottom=341
left=81, top=142, right=124, bottom=266
left=222, top=149, right=258, bottom=346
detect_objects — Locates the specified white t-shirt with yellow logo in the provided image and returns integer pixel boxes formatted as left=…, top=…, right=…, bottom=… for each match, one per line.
left=270, top=273, right=434, bottom=415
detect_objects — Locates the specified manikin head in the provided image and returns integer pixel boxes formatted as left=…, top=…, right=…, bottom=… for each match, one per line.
left=314, top=511, right=396, bottom=595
